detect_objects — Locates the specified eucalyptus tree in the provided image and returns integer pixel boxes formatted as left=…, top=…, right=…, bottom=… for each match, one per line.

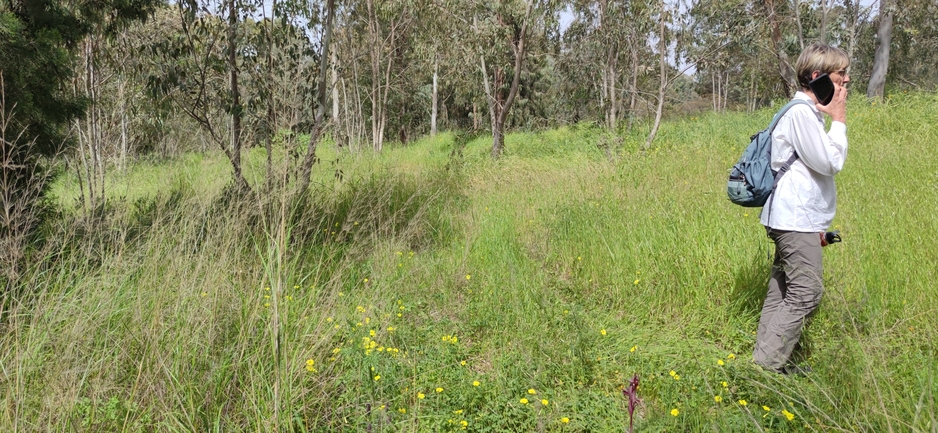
left=866, top=0, right=892, bottom=99
left=455, top=0, right=559, bottom=158
left=146, top=1, right=251, bottom=190
left=1, top=0, right=158, bottom=288
left=564, top=0, right=654, bottom=129
left=145, top=0, right=335, bottom=193
left=887, top=0, right=938, bottom=90
left=686, top=0, right=768, bottom=110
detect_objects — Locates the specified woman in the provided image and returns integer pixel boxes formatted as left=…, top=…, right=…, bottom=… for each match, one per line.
left=753, top=43, right=850, bottom=374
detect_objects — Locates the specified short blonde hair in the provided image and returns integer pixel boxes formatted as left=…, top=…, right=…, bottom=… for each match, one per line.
left=795, top=43, right=850, bottom=89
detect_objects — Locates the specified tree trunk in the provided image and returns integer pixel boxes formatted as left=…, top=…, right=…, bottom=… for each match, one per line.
left=765, top=0, right=796, bottom=96
left=628, top=43, right=639, bottom=127
left=431, top=60, right=438, bottom=137
left=644, top=2, right=667, bottom=150
left=793, top=0, right=805, bottom=49
left=488, top=4, right=530, bottom=159
left=819, top=0, right=832, bottom=44
left=845, top=0, right=859, bottom=76
left=366, top=0, right=393, bottom=152
left=119, top=72, right=128, bottom=173
left=227, top=0, right=246, bottom=190
left=265, top=0, right=277, bottom=192
left=605, top=46, right=618, bottom=129
left=867, top=0, right=892, bottom=100
left=75, top=119, right=93, bottom=211
left=297, top=0, right=335, bottom=193
left=332, top=49, right=339, bottom=128
left=710, top=70, right=720, bottom=111
left=723, top=73, right=729, bottom=111
left=480, top=56, right=496, bottom=132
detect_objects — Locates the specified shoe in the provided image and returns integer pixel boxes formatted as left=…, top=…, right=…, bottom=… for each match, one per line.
left=782, top=364, right=813, bottom=376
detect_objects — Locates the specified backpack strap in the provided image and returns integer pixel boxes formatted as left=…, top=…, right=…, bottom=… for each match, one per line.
left=766, top=152, right=800, bottom=222
left=764, top=99, right=811, bottom=224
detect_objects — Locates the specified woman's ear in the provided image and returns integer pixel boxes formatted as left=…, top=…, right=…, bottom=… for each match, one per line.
left=811, top=70, right=820, bottom=80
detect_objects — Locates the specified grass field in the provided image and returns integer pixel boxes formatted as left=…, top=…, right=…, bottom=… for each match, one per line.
left=4, top=92, right=937, bottom=432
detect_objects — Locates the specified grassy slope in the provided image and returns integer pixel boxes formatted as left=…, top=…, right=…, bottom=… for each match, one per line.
left=4, top=93, right=937, bottom=432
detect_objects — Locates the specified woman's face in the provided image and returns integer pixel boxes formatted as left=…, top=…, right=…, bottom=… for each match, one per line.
left=828, top=68, right=850, bottom=87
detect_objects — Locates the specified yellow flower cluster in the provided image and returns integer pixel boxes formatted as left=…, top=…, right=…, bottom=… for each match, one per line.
left=305, top=359, right=316, bottom=373
left=782, top=409, right=795, bottom=421
left=359, top=336, right=401, bottom=357
left=442, top=335, right=458, bottom=344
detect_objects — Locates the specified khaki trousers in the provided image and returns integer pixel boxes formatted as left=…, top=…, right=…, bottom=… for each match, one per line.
left=753, top=229, right=824, bottom=371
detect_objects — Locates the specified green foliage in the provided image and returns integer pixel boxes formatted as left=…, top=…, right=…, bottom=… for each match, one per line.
left=2, top=95, right=937, bottom=431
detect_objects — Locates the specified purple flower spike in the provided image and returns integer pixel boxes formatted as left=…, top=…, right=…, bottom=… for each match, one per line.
left=622, top=373, right=641, bottom=433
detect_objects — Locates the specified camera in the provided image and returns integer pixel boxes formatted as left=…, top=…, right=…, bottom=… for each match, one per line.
left=820, top=230, right=841, bottom=247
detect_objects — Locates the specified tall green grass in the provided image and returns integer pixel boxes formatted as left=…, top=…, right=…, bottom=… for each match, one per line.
left=3, top=93, right=936, bottom=432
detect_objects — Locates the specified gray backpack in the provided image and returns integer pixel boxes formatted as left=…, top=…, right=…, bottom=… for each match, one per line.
left=727, top=100, right=810, bottom=207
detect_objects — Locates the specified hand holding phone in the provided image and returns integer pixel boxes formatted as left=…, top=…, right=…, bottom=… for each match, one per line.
left=808, top=72, right=847, bottom=123
left=808, top=73, right=835, bottom=106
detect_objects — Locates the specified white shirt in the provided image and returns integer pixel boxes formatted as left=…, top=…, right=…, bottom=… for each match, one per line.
left=760, top=92, right=848, bottom=232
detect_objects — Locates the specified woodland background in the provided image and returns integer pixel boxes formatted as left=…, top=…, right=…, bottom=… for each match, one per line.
left=2, top=0, right=938, bottom=431
left=2, top=0, right=937, bottom=239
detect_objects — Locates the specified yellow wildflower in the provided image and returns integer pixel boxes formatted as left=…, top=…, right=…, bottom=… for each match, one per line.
left=714, top=395, right=723, bottom=402
left=762, top=406, right=770, bottom=412
left=671, top=408, right=679, bottom=416
left=373, top=375, right=381, bottom=381
left=417, top=393, right=425, bottom=399
left=519, top=398, right=529, bottom=405
left=600, top=329, right=607, bottom=336
left=541, top=399, right=549, bottom=406
left=436, top=387, right=443, bottom=393
left=473, top=381, right=480, bottom=387
left=738, top=400, right=748, bottom=406
left=560, top=417, right=570, bottom=423
left=718, top=359, right=725, bottom=366
left=528, top=388, right=537, bottom=395
left=782, top=409, right=795, bottom=421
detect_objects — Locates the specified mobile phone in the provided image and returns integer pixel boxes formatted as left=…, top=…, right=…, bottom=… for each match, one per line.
left=808, top=73, right=835, bottom=106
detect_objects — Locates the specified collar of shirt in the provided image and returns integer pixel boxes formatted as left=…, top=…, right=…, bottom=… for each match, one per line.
left=793, top=91, right=823, bottom=121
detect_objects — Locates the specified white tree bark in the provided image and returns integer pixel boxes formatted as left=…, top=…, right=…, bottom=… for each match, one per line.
left=431, top=60, right=438, bottom=137
left=644, top=1, right=667, bottom=150
left=867, top=0, right=892, bottom=100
